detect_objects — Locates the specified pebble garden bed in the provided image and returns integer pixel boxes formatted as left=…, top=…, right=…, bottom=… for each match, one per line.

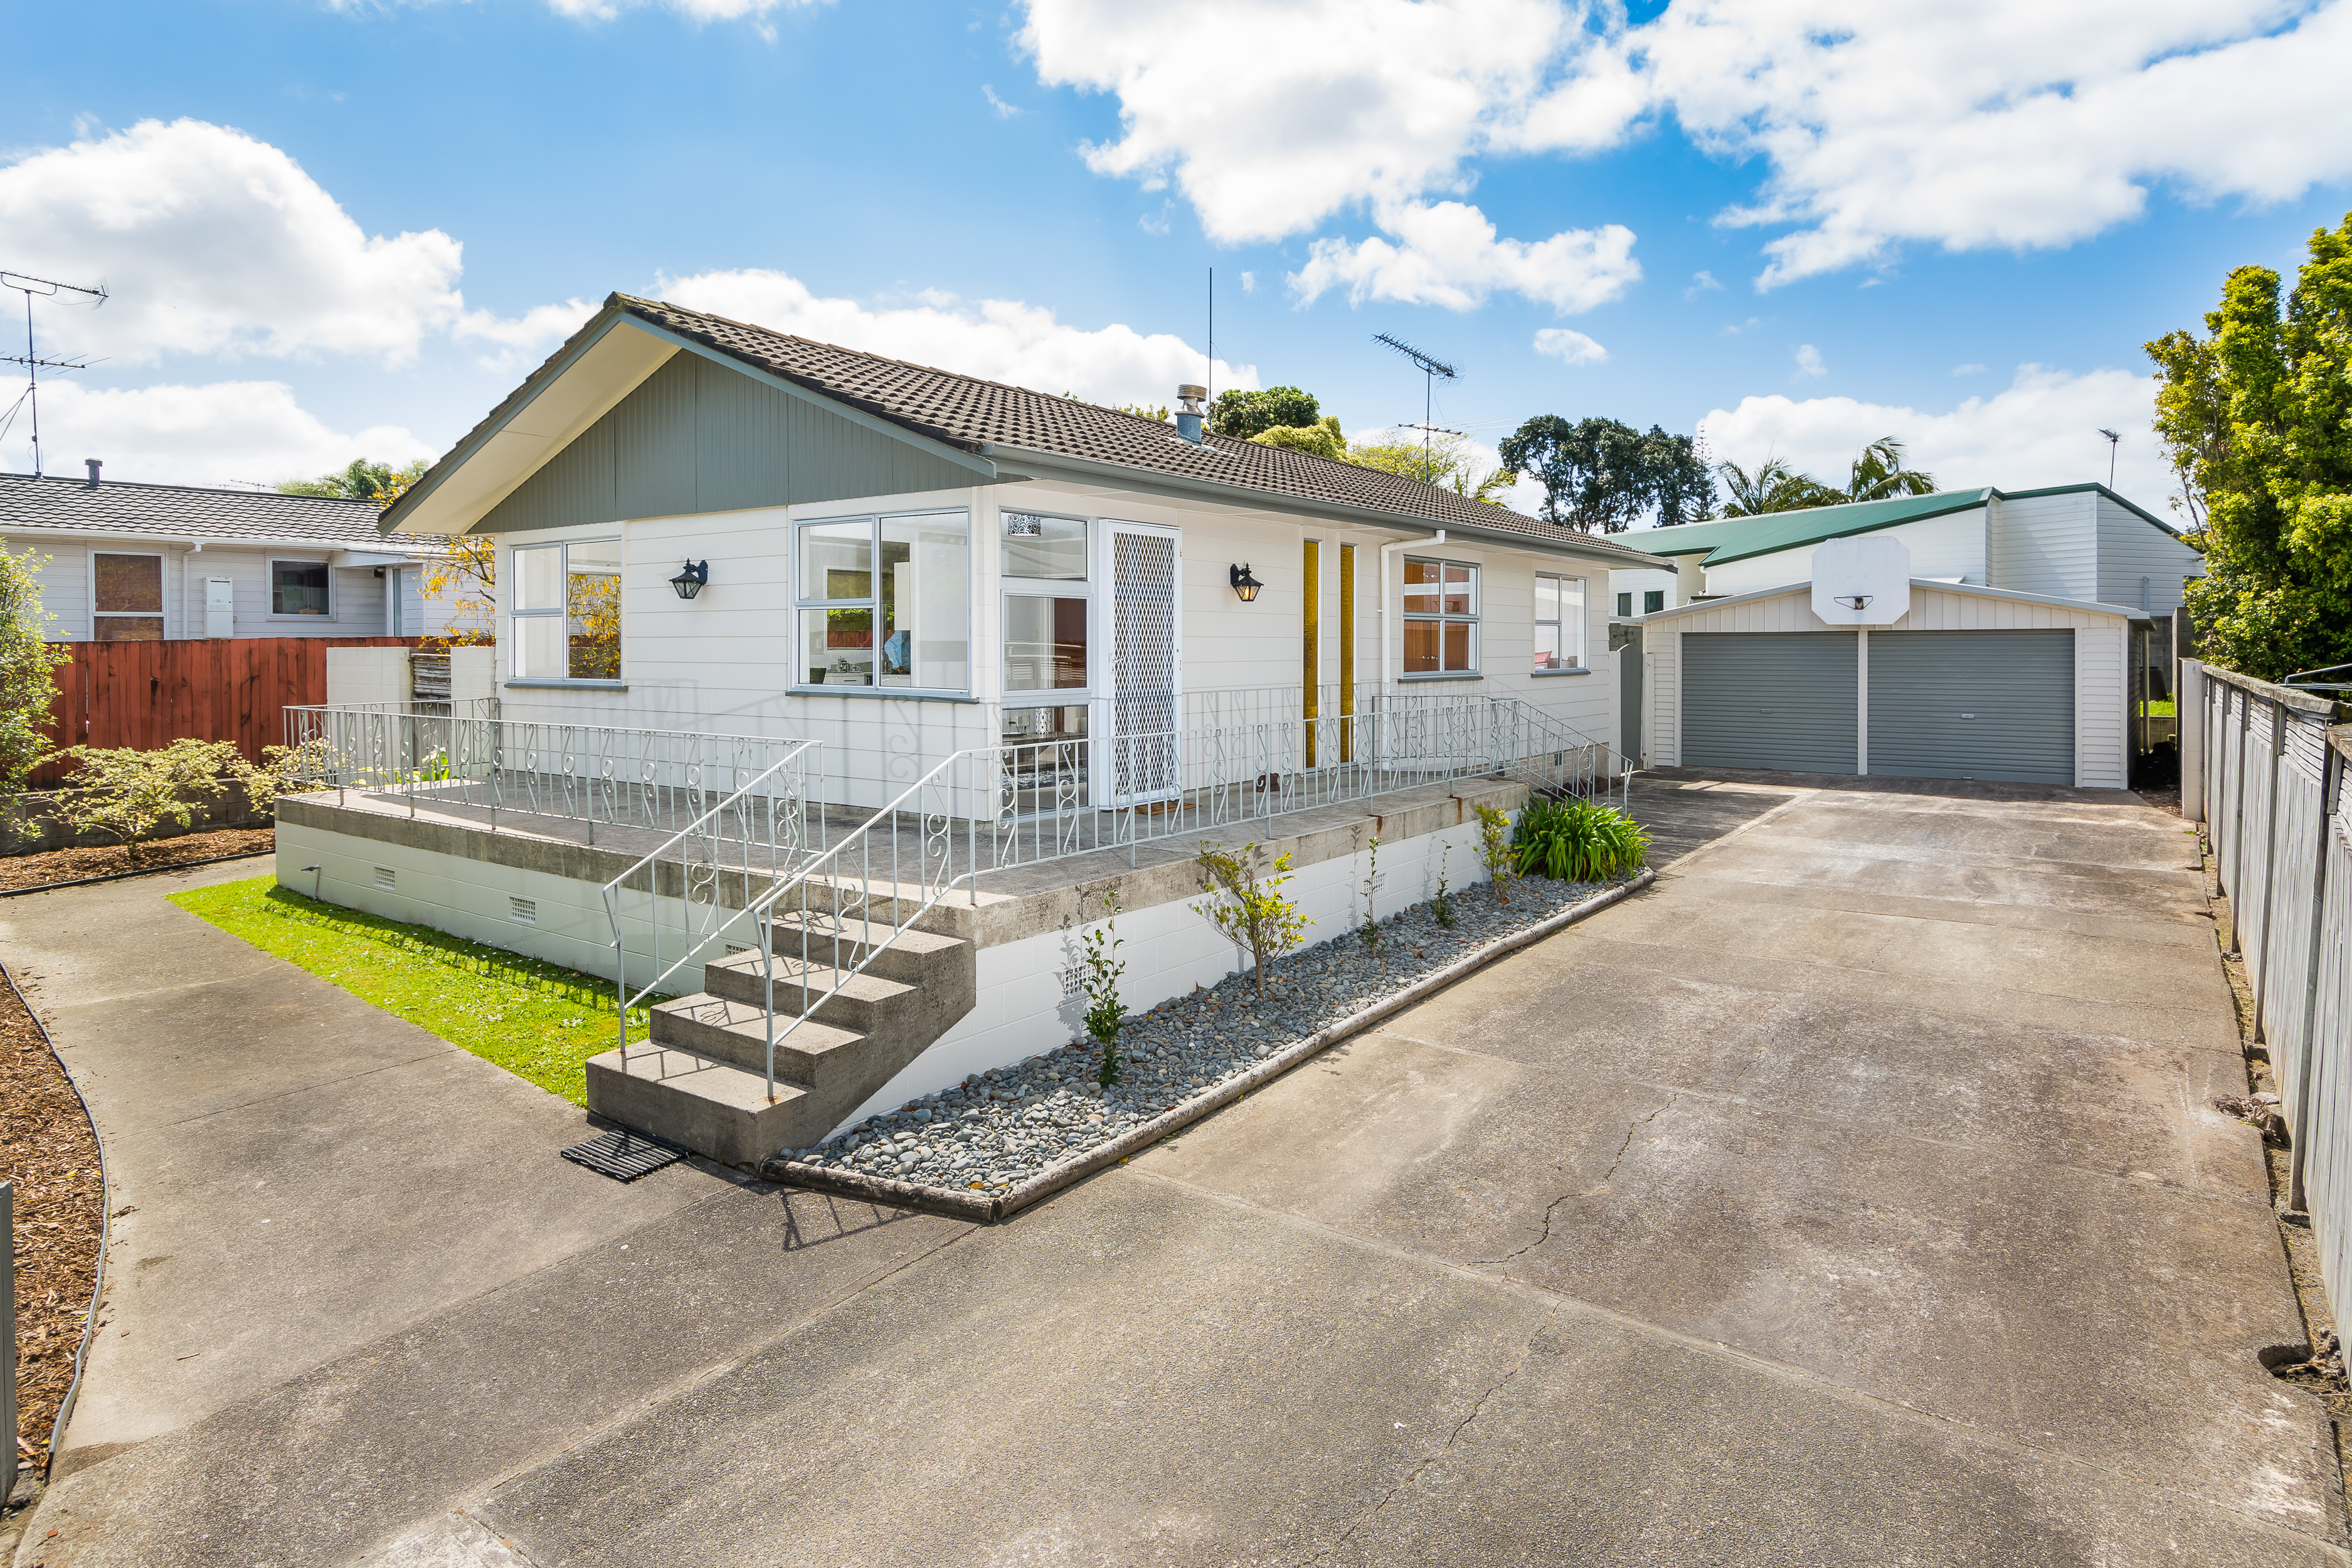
left=777, top=870, right=1631, bottom=1202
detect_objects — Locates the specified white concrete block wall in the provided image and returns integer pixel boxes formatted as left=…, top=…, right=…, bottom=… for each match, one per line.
left=326, top=647, right=411, bottom=707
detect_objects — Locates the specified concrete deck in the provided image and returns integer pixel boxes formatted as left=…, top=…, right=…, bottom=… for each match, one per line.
left=13, top=774, right=2339, bottom=1566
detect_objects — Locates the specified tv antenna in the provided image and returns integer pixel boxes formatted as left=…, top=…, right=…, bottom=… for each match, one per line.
left=1374, top=333, right=1458, bottom=484
left=1, top=272, right=109, bottom=479
left=2097, top=427, right=2120, bottom=489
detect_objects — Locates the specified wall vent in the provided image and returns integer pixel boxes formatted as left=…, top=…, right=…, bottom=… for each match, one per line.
left=372, top=866, right=396, bottom=891
left=509, top=896, right=538, bottom=925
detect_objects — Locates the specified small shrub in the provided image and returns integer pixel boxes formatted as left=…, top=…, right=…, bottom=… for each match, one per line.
left=56, top=738, right=279, bottom=861
left=1433, top=843, right=1456, bottom=928
left=1358, top=834, right=1384, bottom=951
left=1191, top=842, right=1312, bottom=1000
left=1474, top=803, right=1518, bottom=904
left=1081, top=889, right=1127, bottom=1086
left=1512, top=796, right=1650, bottom=881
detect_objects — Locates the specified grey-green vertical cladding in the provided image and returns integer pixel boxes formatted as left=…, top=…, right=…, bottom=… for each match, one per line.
left=473, top=349, right=981, bottom=534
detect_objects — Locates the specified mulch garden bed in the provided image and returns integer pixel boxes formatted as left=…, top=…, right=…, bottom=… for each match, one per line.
left=0, top=973, right=102, bottom=1473
left=0, top=828, right=274, bottom=894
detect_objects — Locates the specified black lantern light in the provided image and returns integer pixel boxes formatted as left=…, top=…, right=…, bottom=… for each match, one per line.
left=1229, top=562, right=1263, bottom=603
left=669, top=559, right=709, bottom=600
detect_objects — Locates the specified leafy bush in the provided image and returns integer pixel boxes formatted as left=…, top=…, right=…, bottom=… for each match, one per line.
left=1512, top=796, right=1650, bottom=881
left=56, top=738, right=287, bottom=860
left=1191, top=842, right=1311, bottom=999
left=1474, top=803, right=1518, bottom=904
left=1081, top=889, right=1126, bottom=1086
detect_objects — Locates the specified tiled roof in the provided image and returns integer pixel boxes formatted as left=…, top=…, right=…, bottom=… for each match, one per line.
left=608, top=295, right=1668, bottom=564
left=0, top=472, right=430, bottom=550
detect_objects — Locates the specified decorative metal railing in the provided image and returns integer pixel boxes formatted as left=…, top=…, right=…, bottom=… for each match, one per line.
left=281, top=706, right=821, bottom=846
left=596, top=689, right=1631, bottom=1104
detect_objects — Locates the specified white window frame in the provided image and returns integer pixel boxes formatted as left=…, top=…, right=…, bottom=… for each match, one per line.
left=1000, top=511, right=1093, bottom=707
left=1533, top=571, right=1586, bottom=675
left=267, top=556, right=336, bottom=622
left=91, top=548, right=167, bottom=641
left=509, top=536, right=623, bottom=685
left=1400, top=554, right=1480, bottom=680
left=790, top=509, right=973, bottom=698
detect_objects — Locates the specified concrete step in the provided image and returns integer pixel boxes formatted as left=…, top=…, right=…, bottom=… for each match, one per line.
left=647, top=992, right=867, bottom=1087
left=583, top=1046, right=828, bottom=1167
left=701, top=951, right=916, bottom=1037
left=764, top=914, right=970, bottom=987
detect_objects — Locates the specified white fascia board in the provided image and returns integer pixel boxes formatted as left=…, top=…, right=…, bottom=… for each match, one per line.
left=1641, top=576, right=2137, bottom=623
left=2, top=527, right=435, bottom=556
left=985, top=445, right=1671, bottom=571
left=389, top=317, right=679, bottom=538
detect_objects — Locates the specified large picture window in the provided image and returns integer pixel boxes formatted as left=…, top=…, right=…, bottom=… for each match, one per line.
left=794, top=511, right=970, bottom=692
left=1533, top=573, right=1585, bottom=672
left=271, top=559, right=331, bottom=618
left=512, top=538, right=622, bottom=681
left=1402, top=557, right=1478, bottom=675
left=94, top=553, right=164, bottom=642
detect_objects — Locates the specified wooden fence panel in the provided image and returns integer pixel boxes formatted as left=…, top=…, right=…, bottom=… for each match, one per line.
left=28, top=637, right=420, bottom=785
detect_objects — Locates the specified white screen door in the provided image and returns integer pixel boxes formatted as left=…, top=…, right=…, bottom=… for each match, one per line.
left=1099, top=522, right=1181, bottom=805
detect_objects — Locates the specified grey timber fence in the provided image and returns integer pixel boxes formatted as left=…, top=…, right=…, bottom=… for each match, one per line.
left=2186, top=660, right=2350, bottom=1315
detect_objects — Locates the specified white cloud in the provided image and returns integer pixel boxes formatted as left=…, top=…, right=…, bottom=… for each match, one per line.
left=1697, top=364, right=2173, bottom=507
left=453, top=299, right=600, bottom=369
left=540, top=0, right=825, bottom=21
left=1289, top=201, right=1638, bottom=313
left=982, top=85, right=1024, bottom=119
left=0, top=119, right=464, bottom=367
left=1685, top=270, right=1724, bottom=297
left=1951, top=363, right=1987, bottom=376
left=0, top=118, right=570, bottom=371
left=0, top=379, right=433, bottom=488
left=1532, top=327, right=1608, bottom=366
left=658, top=267, right=1257, bottom=407
left=1021, top=0, right=2352, bottom=289
left=1240, top=272, right=1257, bottom=295
left=1793, top=343, right=1826, bottom=378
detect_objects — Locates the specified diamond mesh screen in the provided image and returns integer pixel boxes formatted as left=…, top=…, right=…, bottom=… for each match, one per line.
left=1111, top=530, right=1179, bottom=800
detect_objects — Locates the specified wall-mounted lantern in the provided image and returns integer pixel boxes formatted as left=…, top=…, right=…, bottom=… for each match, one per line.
left=669, top=560, right=709, bottom=600
left=1229, top=563, right=1263, bottom=603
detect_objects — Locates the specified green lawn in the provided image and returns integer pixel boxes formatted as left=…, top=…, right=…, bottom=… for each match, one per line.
left=170, top=876, right=653, bottom=1105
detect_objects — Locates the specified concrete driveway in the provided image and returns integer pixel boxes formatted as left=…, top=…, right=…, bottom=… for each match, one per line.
left=13, top=775, right=2338, bottom=1567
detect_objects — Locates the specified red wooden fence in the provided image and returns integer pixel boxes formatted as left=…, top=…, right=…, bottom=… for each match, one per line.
left=31, top=637, right=421, bottom=787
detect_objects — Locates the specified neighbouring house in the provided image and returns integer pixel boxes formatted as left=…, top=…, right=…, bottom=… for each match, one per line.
left=1608, top=484, right=2205, bottom=618
left=273, top=290, right=1671, bottom=1165
left=0, top=465, right=464, bottom=641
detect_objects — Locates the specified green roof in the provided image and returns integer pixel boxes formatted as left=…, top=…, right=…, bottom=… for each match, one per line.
left=1628, top=490, right=1996, bottom=566
left=1624, top=482, right=2193, bottom=569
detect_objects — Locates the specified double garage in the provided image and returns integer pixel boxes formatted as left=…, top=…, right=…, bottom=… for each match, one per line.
left=1644, top=581, right=2131, bottom=789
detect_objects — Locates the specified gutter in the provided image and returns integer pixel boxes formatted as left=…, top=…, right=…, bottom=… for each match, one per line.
left=980, top=445, right=1671, bottom=571
left=1, top=529, right=440, bottom=557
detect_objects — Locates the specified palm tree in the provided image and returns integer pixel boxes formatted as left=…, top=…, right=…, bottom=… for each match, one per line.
left=1845, top=436, right=1936, bottom=502
left=1716, top=457, right=1842, bottom=516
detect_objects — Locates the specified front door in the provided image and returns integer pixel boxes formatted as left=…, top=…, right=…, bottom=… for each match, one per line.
left=1099, top=522, right=1181, bottom=805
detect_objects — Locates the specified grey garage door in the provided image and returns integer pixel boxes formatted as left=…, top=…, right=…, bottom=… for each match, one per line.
left=1867, top=630, right=2075, bottom=785
left=1682, top=632, right=1858, bottom=773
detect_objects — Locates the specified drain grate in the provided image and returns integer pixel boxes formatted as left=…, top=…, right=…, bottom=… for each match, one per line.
left=560, top=1128, right=687, bottom=1182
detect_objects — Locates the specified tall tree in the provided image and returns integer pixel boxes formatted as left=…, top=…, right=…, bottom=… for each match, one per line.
left=1207, top=386, right=1320, bottom=440
left=1500, top=416, right=1710, bottom=531
left=1844, top=437, right=1937, bottom=502
left=278, top=457, right=425, bottom=502
left=1346, top=431, right=1513, bottom=501
left=2148, top=212, right=2352, bottom=681
left=0, top=547, right=69, bottom=842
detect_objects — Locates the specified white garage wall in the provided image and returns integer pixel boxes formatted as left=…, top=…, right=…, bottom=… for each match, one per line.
left=2094, top=495, right=2205, bottom=615
left=1645, top=582, right=2131, bottom=786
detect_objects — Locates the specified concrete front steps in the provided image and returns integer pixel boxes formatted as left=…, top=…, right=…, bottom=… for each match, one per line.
left=585, top=916, right=975, bottom=1167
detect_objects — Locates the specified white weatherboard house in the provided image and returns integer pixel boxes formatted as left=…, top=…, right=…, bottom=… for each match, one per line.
left=277, top=292, right=1668, bottom=1164
left=0, top=468, right=462, bottom=640
left=1609, top=483, right=2204, bottom=618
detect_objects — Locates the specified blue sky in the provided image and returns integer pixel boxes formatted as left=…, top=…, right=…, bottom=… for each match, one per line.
left=4, top=0, right=2348, bottom=523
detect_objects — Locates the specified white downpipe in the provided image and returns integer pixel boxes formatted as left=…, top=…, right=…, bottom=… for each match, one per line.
left=1378, top=529, right=1442, bottom=694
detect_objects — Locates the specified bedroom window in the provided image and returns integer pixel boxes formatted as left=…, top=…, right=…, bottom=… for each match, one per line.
left=512, top=538, right=622, bottom=681
left=1402, top=557, right=1478, bottom=675
left=94, top=553, right=164, bottom=642
left=794, top=511, right=970, bottom=693
left=271, top=559, right=332, bottom=618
